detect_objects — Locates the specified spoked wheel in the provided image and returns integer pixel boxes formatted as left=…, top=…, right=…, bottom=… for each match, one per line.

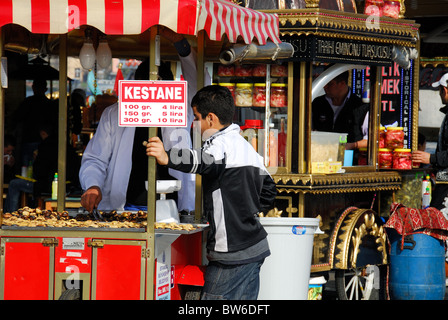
left=335, top=265, right=387, bottom=300
left=59, top=289, right=81, bottom=300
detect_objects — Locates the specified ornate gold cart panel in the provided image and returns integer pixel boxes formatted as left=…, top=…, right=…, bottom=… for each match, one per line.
left=261, top=2, right=419, bottom=299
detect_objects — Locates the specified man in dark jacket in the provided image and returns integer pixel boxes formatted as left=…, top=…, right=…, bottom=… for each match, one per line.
left=413, top=73, right=448, bottom=209
left=312, top=71, right=369, bottom=148
left=146, top=85, right=277, bottom=300
left=14, top=78, right=55, bottom=167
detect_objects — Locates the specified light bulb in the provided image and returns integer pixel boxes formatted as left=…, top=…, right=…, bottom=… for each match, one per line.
left=79, top=40, right=96, bottom=70
left=97, top=39, right=112, bottom=69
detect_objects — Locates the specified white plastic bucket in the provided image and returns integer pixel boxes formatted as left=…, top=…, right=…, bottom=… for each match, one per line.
left=258, top=217, right=319, bottom=300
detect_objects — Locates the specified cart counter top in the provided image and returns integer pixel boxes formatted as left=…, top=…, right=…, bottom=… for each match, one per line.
left=0, top=223, right=208, bottom=240
left=1, top=223, right=208, bottom=234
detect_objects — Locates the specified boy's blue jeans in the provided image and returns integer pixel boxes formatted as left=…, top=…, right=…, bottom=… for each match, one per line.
left=201, top=260, right=264, bottom=300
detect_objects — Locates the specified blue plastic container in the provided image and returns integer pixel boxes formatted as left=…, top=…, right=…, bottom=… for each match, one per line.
left=389, top=230, right=446, bottom=300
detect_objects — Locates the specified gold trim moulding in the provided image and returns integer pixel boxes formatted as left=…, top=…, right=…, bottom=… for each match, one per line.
left=420, top=57, right=448, bottom=68
left=273, top=171, right=402, bottom=194
left=267, top=9, right=419, bottom=43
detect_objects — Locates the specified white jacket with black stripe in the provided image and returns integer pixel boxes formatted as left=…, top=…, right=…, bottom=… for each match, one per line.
left=167, top=123, right=277, bottom=253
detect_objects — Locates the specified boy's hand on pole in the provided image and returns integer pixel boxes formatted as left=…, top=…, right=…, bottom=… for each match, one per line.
left=144, top=137, right=169, bottom=165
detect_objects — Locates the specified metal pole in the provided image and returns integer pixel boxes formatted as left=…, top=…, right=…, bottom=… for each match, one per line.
left=411, top=38, right=421, bottom=152
left=0, top=28, right=4, bottom=218
left=145, top=26, right=158, bottom=300
left=298, top=61, right=308, bottom=174
left=57, top=34, right=68, bottom=212
left=369, top=66, right=381, bottom=167
left=194, top=30, right=206, bottom=222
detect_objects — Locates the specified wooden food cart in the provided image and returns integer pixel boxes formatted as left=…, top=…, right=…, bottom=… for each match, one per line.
left=0, top=0, right=283, bottom=300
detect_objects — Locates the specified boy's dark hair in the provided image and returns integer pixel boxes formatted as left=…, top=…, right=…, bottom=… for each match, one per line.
left=191, top=85, right=235, bottom=125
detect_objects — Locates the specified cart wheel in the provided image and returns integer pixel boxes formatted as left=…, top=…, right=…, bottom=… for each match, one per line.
left=335, top=265, right=387, bottom=300
left=58, top=289, right=81, bottom=300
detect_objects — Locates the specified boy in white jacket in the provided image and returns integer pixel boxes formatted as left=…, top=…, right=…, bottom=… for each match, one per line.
left=147, top=85, right=277, bottom=300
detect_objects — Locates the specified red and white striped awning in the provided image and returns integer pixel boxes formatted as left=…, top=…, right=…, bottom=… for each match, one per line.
left=0, top=0, right=280, bottom=44
left=198, top=0, right=280, bottom=45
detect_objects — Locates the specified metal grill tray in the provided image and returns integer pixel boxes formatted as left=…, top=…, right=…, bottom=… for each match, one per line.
left=1, top=223, right=208, bottom=234
left=1, top=225, right=146, bottom=233
left=153, top=224, right=208, bottom=235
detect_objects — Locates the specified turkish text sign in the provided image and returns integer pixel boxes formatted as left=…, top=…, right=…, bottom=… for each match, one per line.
left=118, top=80, right=187, bottom=127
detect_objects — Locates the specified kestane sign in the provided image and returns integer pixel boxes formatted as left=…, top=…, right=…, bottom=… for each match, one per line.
left=118, top=80, right=187, bottom=127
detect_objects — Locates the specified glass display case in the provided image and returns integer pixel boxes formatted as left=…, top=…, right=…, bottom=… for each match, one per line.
left=213, top=62, right=289, bottom=170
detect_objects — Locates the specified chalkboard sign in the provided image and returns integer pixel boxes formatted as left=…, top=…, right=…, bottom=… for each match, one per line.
left=282, top=35, right=393, bottom=66
left=352, top=61, right=415, bottom=148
